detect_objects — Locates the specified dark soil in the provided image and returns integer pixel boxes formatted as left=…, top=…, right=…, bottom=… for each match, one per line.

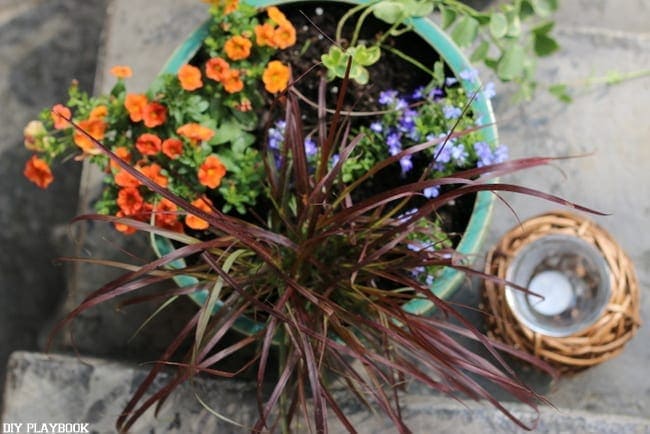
left=274, top=2, right=475, bottom=243
left=275, top=2, right=438, bottom=114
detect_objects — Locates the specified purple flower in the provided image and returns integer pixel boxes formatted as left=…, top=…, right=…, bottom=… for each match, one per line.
left=370, top=121, right=383, bottom=133
left=379, top=90, right=398, bottom=105
left=429, top=87, right=444, bottom=99
left=483, top=82, right=496, bottom=99
left=459, top=67, right=479, bottom=83
left=411, top=86, right=425, bottom=100
left=397, top=207, right=418, bottom=224
left=400, top=155, right=413, bottom=176
left=474, top=141, right=493, bottom=167
left=387, top=132, right=402, bottom=156
left=445, top=77, right=458, bottom=86
left=443, top=105, right=462, bottom=120
left=451, top=144, right=468, bottom=165
left=395, top=98, right=409, bottom=111
left=474, top=141, right=508, bottom=167
left=304, top=136, right=317, bottom=157
left=268, top=120, right=286, bottom=150
left=423, top=186, right=439, bottom=198
left=330, top=153, right=340, bottom=167
left=494, top=144, right=509, bottom=163
left=433, top=136, right=453, bottom=165
left=399, top=108, right=418, bottom=137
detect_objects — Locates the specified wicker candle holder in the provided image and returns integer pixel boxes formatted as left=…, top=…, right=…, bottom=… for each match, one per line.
left=483, top=211, right=641, bottom=373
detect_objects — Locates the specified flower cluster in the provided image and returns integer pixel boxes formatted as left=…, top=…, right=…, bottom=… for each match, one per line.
left=23, top=2, right=296, bottom=233
left=343, top=67, right=507, bottom=198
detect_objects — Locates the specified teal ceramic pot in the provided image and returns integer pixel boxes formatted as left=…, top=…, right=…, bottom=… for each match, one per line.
left=154, top=0, right=498, bottom=325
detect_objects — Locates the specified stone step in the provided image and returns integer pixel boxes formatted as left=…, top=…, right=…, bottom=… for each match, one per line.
left=3, top=351, right=650, bottom=434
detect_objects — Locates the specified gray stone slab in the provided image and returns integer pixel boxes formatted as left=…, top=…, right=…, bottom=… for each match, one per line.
left=478, top=12, right=650, bottom=420
left=3, top=351, right=649, bottom=434
left=0, top=0, right=107, bottom=401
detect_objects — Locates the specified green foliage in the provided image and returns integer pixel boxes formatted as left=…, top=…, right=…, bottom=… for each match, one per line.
left=321, top=44, right=381, bottom=84
left=327, top=0, right=560, bottom=99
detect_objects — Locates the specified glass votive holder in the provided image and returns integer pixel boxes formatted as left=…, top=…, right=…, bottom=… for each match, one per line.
left=505, top=234, right=612, bottom=337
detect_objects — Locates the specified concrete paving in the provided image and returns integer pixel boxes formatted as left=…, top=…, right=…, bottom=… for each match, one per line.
left=0, top=0, right=107, bottom=401
left=1, top=0, right=649, bottom=431
left=4, top=352, right=650, bottom=434
left=481, top=6, right=650, bottom=419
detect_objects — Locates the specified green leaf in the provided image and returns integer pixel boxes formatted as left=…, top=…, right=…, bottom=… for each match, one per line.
left=533, top=33, right=560, bottom=56
left=497, top=45, right=526, bottom=81
left=214, top=120, right=243, bottom=145
left=484, top=57, right=499, bottom=70
left=231, top=132, right=255, bottom=154
left=506, top=12, right=521, bottom=37
left=532, top=21, right=555, bottom=35
left=531, top=0, right=557, bottom=17
left=519, top=0, right=536, bottom=19
left=489, top=12, right=508, bottom=39
left=350, top=64, right=369, bottom=85
left=451, top=16, right=479, bottom=48
left=352, top=45, right=381, bottom=66
left=371, top=1, right=406, bottom=24
left=548, top=83, right=572, bottom=103
left=470, top=40, right=490, bottom=62
left=439, top=6, right=456, bottom=29
left=403, top=0, right=433, bottom=17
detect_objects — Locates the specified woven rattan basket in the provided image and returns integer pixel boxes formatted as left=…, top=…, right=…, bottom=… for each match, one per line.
left=483, top=211, right=641, bottom=373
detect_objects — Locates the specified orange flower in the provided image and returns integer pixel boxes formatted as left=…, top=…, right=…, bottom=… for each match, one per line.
left=267, top=6, right=290, bottom=27
left=177, top=123, right=214, bottom=145
left=114, top=211, right=137, bottom=234
left=110, top=146, right=132, bottom=171
left=198, top=155, right=227, bottom=189
left=222, top=69, right=244, bottom=94
left=154, top=198, right=183, bottom=232
left=223, top=0, right=238, bottom=14
left=73, top=118, right=106, bottom=154
left=125, top=93, right=148, bottom=122
left=24, top=155, right=53, bottom=189
left=117, top=187, right=144, bottom=215
left=142, top=102, right=167, bottom=128
left=135, top=133, right=162, bottom=156
left=205, top=57, right=230, bottom=82
left=51, top=104, right=71, bottom=129
left=235, top=97, right=252, bottom=112
left=224, top=35, right=252, bottom=61
left=272, top=23, right=296, bottom=49
left=178, top=64, right=203, bottom=91
left=114, top=169, right=140, bottom=187
left=110, top=65, right=133, bottom=79
left=89, top=105, right=108, bottom=120
left=262, top=60, right=290, bottom=94
left=254, top=23, right=276, bottom=47
left=162, top=138, right=183, bottom=159
left=139, top=163, right=168, bottom=187
left=185, top=197, right=213, bottom=230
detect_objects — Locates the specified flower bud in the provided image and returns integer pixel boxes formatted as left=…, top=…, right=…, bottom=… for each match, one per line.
left=23, top=120, right=46, bottom=151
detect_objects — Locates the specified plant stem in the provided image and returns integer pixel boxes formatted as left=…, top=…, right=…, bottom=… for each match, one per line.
left=335, top=3, right=367, bottom=43
left=382, top=45, right=435, bottom=76
left=350, top=7, right=375, bottom=46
